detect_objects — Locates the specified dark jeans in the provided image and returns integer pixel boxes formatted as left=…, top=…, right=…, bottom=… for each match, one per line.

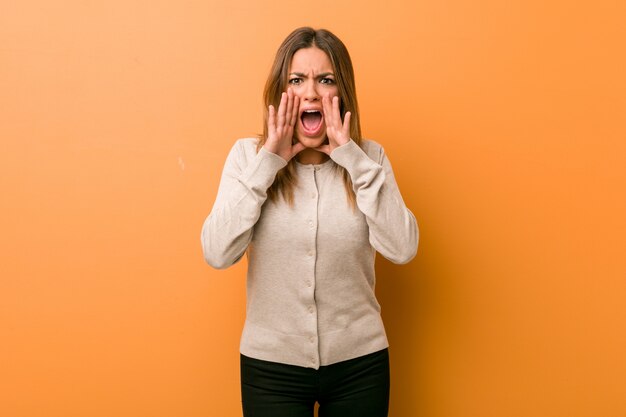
left=241, top=348, right=390, bottom=417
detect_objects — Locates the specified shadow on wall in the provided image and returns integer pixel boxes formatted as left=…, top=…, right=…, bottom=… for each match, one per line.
left=375, top=228, right=461, bottom=417
left=376, top=257, right=426, bottom=417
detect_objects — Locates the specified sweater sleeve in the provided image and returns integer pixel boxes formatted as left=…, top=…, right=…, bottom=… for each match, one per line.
left=201, top=139, right=287, bottom=269
left=330, top=140, right=419, bottom=264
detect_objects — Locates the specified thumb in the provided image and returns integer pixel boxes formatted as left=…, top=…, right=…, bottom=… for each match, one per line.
left=314, top=144, right=331, bottom=156
left=291, top=142, right=307, bottom=156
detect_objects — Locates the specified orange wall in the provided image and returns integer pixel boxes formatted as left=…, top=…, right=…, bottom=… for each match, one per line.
left=1, top=1, right=625, bottom=416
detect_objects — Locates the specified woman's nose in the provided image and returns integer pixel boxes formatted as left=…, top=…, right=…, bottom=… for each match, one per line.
left=302, top=81, right=319, bottom=101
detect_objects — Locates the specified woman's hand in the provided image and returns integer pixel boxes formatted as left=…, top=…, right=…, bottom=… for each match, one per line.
left=263, top=88, right=305, bottom=161
left=316, top=94, right=351, bottom=155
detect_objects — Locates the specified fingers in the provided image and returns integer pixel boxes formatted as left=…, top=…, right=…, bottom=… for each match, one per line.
left=276, top=89, right=299, bottom=130
left=326, top=95, right=341, bottom=126
left=323, top=94, right=347, bottom=128
left=332, top=95, right=341, bottom=121
left=268, top=105, right=276, bottom=133
left=276, top=92, right=287, bottom=129
left=322, top=94, right=333, bottom=127
left=290, top=95, right=300, bottom=127
left=343, top=111, right=351, bottom=136
left=287, top=89, right=299, bottom=128
left=322, top=94, right=351, bottom=148
left=284, top=90, right=293, bottom=127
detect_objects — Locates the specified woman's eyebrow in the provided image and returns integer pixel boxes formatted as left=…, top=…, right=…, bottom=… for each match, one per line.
left=289, top=72, right=335, bottom=78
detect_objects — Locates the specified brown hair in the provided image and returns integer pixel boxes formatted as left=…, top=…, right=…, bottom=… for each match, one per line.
left=258, top=27, right=362, bottom=207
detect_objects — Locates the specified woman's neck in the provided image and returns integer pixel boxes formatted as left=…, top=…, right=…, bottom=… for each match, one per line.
left=296, top=148, right=329, bottom=165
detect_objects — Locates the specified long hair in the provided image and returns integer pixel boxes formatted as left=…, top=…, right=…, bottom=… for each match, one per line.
left=258, top=27, right=362, bottom=207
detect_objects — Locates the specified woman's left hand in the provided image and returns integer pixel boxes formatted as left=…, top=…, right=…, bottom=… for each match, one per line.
left=315, top=94, right=351, bottom=155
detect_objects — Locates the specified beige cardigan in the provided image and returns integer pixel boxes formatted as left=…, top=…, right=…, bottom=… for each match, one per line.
left=201, top=138, right=418, bottom=369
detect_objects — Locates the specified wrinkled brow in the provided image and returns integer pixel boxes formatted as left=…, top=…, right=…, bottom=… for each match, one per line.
left=289, top=72, right=335, bottom=78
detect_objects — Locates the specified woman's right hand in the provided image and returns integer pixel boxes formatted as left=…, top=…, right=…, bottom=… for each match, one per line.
left=263, top=88, right=305, bottom=161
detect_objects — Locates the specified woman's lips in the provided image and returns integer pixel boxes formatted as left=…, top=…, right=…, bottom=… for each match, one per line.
left=299, top=109, right=324, bottom=137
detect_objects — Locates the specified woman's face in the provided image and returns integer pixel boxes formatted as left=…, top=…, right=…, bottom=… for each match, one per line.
left=288, top=46, right=339, bottom=148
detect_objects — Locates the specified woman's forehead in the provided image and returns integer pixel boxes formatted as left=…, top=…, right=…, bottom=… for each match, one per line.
left=289, top=47, right=333, bottom=74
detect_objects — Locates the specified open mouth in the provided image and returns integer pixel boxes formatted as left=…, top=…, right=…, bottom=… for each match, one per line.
left=300, top=109, right=324, bottom=137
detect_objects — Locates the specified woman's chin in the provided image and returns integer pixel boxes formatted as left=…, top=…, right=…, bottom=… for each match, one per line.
left=297, top=135, right=327, bottom=149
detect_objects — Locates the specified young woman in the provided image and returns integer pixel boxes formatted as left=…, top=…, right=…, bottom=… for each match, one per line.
left=201, top=27, right=418, bottom=417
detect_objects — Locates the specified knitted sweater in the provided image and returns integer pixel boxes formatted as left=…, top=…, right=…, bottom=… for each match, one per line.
left=201, top=138, right=418, bottom=369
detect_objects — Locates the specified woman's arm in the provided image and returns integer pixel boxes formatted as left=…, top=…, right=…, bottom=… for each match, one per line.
left=316, top=94, right=418, bottom=264
left=202, top=90, right=302, bottom=269
left=201, top=139, right=287, bottom=269
left=331, top=140, right=419, bottom=264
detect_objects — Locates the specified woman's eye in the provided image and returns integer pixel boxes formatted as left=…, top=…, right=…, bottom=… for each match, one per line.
left=288, top=78, right=302, bottom=85
left=320, top=78, right=335, bottom=85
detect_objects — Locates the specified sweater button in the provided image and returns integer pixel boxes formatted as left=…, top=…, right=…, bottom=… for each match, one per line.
left=309, top=336, right=315, bottom=343
left=306, top=281, right=312, bottom=287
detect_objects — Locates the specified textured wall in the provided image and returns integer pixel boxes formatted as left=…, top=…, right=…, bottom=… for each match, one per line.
left=1, top=1, right=625, bottom=416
